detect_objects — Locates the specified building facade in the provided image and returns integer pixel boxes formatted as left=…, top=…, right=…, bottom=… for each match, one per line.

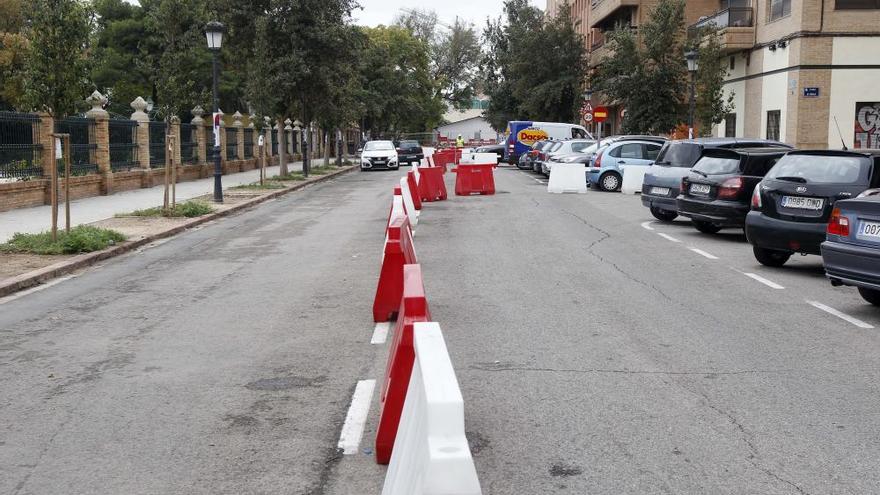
left=706, top=0, right=880, bottom=149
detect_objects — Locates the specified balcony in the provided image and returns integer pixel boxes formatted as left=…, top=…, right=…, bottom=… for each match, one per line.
left=589, top=0, right=640, bottom=28
left=690, top=7, right=755, bottom=53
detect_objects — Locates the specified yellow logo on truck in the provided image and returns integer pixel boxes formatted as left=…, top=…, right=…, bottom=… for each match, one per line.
left=517, top=128, right=549, bottom=146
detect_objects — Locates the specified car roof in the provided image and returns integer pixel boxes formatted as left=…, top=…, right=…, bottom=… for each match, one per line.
left=786, top=149, right=880, bottom=158
left=668, top=137, right=793, bottom=148
left=704, top=146, right=791, bottom=156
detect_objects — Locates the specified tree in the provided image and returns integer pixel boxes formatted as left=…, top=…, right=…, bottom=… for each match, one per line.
left=20, top=0, right=92, bottom=118
left=694, top=30, right=734, bottom=135
left=90, top=0, right=151, bottom=116
left=0, top=0, right=28, bottom=110
left=433, top=18, right=481, bottom=110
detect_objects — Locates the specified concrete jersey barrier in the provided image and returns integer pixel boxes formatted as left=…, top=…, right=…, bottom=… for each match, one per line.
left=381, top=322, right=482, bottom=495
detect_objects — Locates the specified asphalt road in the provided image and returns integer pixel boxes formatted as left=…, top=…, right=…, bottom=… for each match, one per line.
left=2, top=164, right=879, bottom=494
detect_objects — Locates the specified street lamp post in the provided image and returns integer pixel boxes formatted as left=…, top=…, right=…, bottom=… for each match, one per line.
left=583, top=88, right=595, bottom=138
left=205, top=21, right=225, bottom=203
left=685, top=50, right=699, bottom=140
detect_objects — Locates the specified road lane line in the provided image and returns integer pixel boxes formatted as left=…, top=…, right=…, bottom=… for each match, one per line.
left=689, top=247, right=719, bottom=260
left=371, top=322, right=390, bottom=344
left=807, top=301, right=875, bottom=329
left=657, top=233, right=681, bottom=243
left=640, top=221, right=655, bottom=231
left=337, top=379, right=376, bottom=454
left=743, top=272, right=785, bottom=290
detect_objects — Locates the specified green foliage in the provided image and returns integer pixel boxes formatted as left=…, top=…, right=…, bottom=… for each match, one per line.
left=20, top=0, right=92, bottom=118
left=90, top=0, right=151, bottom=116
left=694, top=30, right=735, bottom=135
left=0, top=226, right=126, bottom=255
left=270, top=172, right=306, bottom=181
left=230, top=181, right=286, bottom=190
left=123, top=200, right=215, bottom=217
left=0, top=0, right=28, bottom=110
left=481, top=0, right=586, bottom=131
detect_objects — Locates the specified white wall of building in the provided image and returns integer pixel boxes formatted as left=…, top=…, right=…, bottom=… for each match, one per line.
left=436, top=117, right=499, bottom=142
left=828, top=37, right=880, bottom=149
left=760, top=45, right=790, bottom=141
left=716, top=54, right=747, bottom=138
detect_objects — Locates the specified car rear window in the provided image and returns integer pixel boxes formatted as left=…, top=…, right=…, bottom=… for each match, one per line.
left=766, top=154, right=870, bottom=184
left=656, top=143, right=702, bottom=168
left=693, top=155, right=741, bottom=175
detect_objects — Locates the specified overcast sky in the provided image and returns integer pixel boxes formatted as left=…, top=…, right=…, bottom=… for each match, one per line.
left=352, top=0, right=544, bottom=29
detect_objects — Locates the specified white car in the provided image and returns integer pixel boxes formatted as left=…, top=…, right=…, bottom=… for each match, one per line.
left=541, top=139, right=596, bottom=174
left=360, top=140, right=399, bottom=171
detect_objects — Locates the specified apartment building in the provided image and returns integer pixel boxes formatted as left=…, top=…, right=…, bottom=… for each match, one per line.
left=705, top=0, right=880, bottom=149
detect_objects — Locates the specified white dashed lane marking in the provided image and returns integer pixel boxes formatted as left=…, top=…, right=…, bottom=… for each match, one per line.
left=743, top=272, right=785, bottom=290
left=371, top=322, right=390, bottom=344
left=688, top=247, right=719, bottom=260
left=807, top=301, right=875, bottom=329
left=337, top=379, right=376, bottom=454
left=657, top=233, right=681, bottom=243
left=640, top=221, right=655, bottom=231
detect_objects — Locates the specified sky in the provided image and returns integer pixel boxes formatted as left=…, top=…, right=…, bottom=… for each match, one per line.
left=352, top=0, right=544, bottom=29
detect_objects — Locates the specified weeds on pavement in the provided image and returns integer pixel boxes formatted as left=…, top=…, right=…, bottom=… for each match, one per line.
left=0, top=226, right=126, bottom=255
left=121, top=200, right=215, bottom=218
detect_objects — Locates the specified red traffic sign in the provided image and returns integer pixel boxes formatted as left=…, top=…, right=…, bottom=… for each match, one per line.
left=593, top=106, right=609, bottom=123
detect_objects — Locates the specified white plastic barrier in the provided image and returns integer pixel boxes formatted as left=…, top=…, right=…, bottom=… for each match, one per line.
left=388, top=193, right=406, bottom=229
left=382, top=322, right=482, bottom=495
left=400, top=177, right=420, bottom=228
left=459, top=152, right=498, bottom=165
left=621, top=165, right=650, bottom=195
left=547, top=163, right=588, bottom=194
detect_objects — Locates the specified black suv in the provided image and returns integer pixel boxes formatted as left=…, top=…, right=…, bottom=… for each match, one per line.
left=678, top=147, right=789, bottom=234
left=746, top=150, right=880, bottom=267
left=642, top=138, right=792, bottom=222
left=395, top=140, right=424, bottom=166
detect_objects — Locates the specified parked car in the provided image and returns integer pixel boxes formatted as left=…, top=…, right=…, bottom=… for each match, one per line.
left=677, top=147, right=789, bottom=233
left=746, top=150, right=880, bottom=266
left=822, top=192, right=880, bottom=305
left=642, top=138, right=793, bottom=222
left=360, top=140, right=399, bottom=171
left=504, top=120, right=592, bottom=164
left=588, top=139, right=665, bottom=191
left=476, top=144, right=506, bottom=163
left=541, top=139, right=596, bottom=174
left=522, top=140, right=558, bottom=172
left=534, top=141, right=564, bottom=174
left=395, top=140, right=424, bottom=166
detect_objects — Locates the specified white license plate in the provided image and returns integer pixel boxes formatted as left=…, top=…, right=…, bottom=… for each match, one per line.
left=782, top=196, right=824, bottom=210
left=650, top=187, right=670, bottom=196
left=858, top=220, right=880, bottom=240
left=690, top=184, right=711, bottom=195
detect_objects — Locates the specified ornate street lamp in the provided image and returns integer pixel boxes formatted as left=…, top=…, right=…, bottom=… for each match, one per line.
left=685, top=50, right=699, bottom=140
left=205, top=21, right=225, bottom=203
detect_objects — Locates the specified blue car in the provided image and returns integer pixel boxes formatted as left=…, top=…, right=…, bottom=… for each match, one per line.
left=822, top=191, right=880, bottom=306
left=588, top=138, right=665, bottom=192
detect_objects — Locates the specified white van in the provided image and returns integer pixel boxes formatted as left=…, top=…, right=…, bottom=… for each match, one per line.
left=505, top=121, right=594, bottom=163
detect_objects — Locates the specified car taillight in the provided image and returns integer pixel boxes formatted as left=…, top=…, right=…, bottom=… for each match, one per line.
left=751, top=185, right=762, bottom=209
left=594, top=152, right=603, bottom=167
left=828, top=208, right=850, bottom=236
left=718, top=176, right=743, bottom=199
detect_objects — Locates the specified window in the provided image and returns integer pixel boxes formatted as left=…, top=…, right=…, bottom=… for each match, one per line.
left=572, top=127, right=588, bottom=139
left=729, top=56, right=736, bottom=71
left=766, top=110, right=781, bottom=141
left=725, top=114, right=737, bottom=138
left=836, top=0, right=880, bottom=8
left=644, top=143, right=662, bottom=161
left=769, top=0, right=791, bottom=20
left=614, top=143, right=643, bottom=159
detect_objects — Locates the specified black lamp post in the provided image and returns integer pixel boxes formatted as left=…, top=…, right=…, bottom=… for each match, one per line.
left=205, top=21, right=225, bottom=203
left=685, top=50, right=699, bottom=140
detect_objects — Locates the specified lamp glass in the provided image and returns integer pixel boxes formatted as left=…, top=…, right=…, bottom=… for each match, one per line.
left=205, top=23, right=224, bottom=50
left=685, top=51, right=698, bottom=72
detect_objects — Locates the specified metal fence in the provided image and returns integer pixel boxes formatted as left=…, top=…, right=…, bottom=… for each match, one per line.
left=0, top=111, right=43, bottom=180
left=272, top=129, right=278, bottom=155
left=180, top=123, right=198, bottom=164
left=243, top=128, right=254, bottom=158
left=55, top=117, right=98, bottom=176
left=148, top=121, right=167, bottom=168
left=109, top=119, right=139, bottom=171
left=225, top=127, right=238, bottom=159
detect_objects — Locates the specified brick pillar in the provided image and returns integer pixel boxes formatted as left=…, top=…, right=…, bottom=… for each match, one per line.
left=276, top=118, right=286, bottom=173
left=191, top=106, right=206, bottom=166
left=38, top=112, right=55, bottom=179
left=264, top=116, right=273, bottom=159
left=233, top=111, right=244, bottom=160
left=86, top=91, right=112, bottom=194
left=130, top=97, right=150, bottom=171
left=171, top=116, right=182, bottom=166
left=219, top=111, right=227, bottom=165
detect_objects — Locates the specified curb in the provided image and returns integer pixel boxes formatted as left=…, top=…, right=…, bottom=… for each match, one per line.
left=0, top=165, right=358, bottom=298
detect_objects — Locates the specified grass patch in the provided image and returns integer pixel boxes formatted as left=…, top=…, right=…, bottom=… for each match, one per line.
left=230, top=182, right=287, bottom=190
left=121, top=200, right=215, bottom=218
left=0, top=226, right=126, bottom=255
left=270, top=172, right=306, bottom=181
left=307, top=165, right=334, bottom=175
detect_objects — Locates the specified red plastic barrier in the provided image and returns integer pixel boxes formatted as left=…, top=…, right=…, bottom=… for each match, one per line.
left=386, top=185, right=407, bottom=234
left=455, top=163, right=496, bottom=196
left=417, top=166, right=447, bottom=202
left=375, top=263, right=431, bottom=464
left=406, top=171, right=422, bottom=210
left=432, top=148, right=460, bottom=173
left=373, top=215, right=417, bottom=322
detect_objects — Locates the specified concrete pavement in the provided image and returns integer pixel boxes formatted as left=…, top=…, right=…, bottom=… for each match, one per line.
left=1, top=164, right=879, bottom=494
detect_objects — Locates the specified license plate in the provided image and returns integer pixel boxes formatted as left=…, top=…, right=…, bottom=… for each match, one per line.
left=782, top=196, right=824, bottom=210
left=650, top=187, right=670, bottom=196
left=858, top=220, right=880, bottom=240
left=690, top=184, right=711, bottom=195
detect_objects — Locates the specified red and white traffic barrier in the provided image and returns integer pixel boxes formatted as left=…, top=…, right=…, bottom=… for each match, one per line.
left=400, top=177, right=420, bottom=227
left=373, top=215, right=417, bottom=322
left=381, top=322, right=482, bottom=495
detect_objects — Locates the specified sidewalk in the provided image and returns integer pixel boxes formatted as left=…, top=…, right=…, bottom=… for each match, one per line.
left=0, top=162, right=306, bottom=243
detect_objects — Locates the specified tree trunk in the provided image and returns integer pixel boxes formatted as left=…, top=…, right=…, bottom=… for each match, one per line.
left=337, top=128, right=344, bottom=167
left=323, top=129, right=331, bottom=167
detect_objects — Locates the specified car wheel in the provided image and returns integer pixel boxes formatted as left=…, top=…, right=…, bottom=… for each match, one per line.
left=650, top=207, right=678, bottom=222
left=599, top=172, right=621, bottom=192
left=753, top=246, right=791, bottom=267
left=693, top=220, right=722, bottom=234
left=858, top=287, right=880, bottom=306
